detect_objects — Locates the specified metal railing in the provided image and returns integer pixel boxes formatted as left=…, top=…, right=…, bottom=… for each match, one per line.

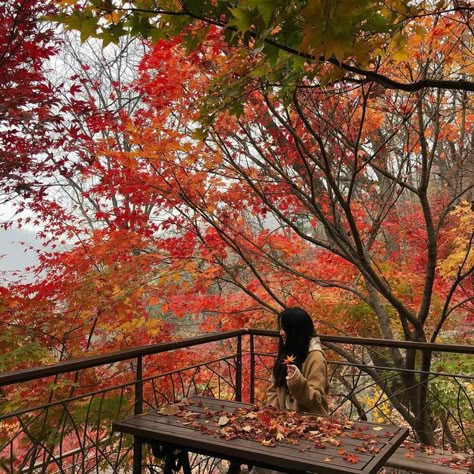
left=0, top=329, right=472, bottom=473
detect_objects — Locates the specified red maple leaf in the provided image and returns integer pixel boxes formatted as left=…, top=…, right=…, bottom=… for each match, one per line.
left=344, top=453, right=360, bottom=464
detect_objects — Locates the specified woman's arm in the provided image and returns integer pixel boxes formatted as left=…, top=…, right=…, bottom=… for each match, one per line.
left=286, top=351, right=328, bottom=414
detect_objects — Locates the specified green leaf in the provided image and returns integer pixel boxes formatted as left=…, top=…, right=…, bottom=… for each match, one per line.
left=191, top=127, right=209, bottom=141
left=150, top=27, right=166, bottom=43
left=100, top=23, right=127, bottom=46
left=127, top=14, right=153, bottom=37
left=244, top=0, right=275, bottom=26
left=263, top=42, right=280, bottom=66
left=184, top=0, right=212, bottom=15
left=228, top=7, right=254, bottom=33
left=366, top=12, right=390, bottom=33
left=80, top=18, right=100, bottom=42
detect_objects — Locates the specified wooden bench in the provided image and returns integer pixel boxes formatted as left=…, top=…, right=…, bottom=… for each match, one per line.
left=385, top=446, right=473, bottom=474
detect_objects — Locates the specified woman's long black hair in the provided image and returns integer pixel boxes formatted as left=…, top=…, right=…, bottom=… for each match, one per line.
left=273, top=307, right=316, bottom=388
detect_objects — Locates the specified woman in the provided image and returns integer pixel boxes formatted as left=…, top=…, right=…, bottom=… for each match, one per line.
left=249, top=307, right=329, bottom=474
left=267, top=307, right=329, bottom=415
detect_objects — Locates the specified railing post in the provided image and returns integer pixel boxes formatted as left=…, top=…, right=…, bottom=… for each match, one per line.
left=133, top=356, right=143, bottom=474
left=236, top=335, right=242, bottom=402
left=250, top=334, right=255, bottom=404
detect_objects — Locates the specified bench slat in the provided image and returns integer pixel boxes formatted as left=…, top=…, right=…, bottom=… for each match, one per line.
left=386, top=447, right=471, bottom=474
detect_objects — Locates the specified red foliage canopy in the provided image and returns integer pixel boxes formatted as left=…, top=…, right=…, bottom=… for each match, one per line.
left=0, top=0, right=63, bottom=201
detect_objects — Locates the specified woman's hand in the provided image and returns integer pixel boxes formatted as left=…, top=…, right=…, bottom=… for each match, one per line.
left=286, top=364, right=297, bottom=379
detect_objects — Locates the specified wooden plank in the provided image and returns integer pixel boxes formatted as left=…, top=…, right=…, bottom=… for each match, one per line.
left=386, top=447, right=471, bottom=474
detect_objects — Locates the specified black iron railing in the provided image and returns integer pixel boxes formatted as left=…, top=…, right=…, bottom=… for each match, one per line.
left=0, top=329, right=472, bottom=473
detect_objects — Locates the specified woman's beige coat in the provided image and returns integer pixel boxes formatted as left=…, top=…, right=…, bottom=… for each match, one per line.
left=265, top=337, right=329, bottom=415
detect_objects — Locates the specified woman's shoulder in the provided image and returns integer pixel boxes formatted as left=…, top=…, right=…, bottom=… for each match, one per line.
left=308, top=336, right=324, bottom=353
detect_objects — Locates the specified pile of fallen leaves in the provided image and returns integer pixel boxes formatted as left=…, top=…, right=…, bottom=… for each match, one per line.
left=158, top=399, right=474, bottom=470
left=158, top=399, right=390, bottom=465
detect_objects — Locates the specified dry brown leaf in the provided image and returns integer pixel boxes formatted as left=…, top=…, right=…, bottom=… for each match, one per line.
left=158, top=404, right=181, bottom=416
left=218, top=415, right=229, bottom=426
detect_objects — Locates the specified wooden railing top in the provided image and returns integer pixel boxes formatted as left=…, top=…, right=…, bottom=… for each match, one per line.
left=1, top=328, right=472, bottom=387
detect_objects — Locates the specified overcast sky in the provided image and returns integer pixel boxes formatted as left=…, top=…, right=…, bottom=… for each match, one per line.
left=0, top=227, right=41, bottom=283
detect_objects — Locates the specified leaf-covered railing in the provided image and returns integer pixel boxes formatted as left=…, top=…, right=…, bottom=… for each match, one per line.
left=0, top=329, right=472, bottom=473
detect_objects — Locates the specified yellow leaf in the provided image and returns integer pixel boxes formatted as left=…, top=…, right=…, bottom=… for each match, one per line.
left=392, top=49, right=409, bottom=61
left=218, top=415, right=229, bottom=426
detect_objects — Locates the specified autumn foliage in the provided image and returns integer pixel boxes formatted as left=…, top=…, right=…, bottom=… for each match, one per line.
left=1, top=0, right=472, bottom=377
left=0, top=0, right=473, bottom=459
left=0, top=0, right=65, bottom=202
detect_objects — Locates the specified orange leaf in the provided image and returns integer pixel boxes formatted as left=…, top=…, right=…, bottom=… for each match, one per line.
left=344, top=453, right=360, bottom=464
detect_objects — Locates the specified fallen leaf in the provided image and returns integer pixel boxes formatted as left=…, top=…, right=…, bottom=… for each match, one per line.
left=221, top=427, right=235, bottom=437
left=372, top=426, right=383, bottom=431
left=323, top=457, right=332, bottom=462
left=344, top=453, right=360, bottom=464
left=158, top=404, right=181, bottom=415
left=218, top=415, right=229, bottom=426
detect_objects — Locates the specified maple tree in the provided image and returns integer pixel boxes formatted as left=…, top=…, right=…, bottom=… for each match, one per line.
left=0, top=0, right=64, bottom=204
left=56, top=17, right=470, bottom=445
left=0, top=32, right=187, bottom=369
left=0, top=0, right=472, bottom=458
